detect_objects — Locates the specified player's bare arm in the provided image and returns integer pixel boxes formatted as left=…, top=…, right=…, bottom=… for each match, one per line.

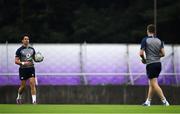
left=139, top=49, right=146, bottom=64
left=159, top=48, right=165, bottom=57
left=15, top=56, right=32, bottom=66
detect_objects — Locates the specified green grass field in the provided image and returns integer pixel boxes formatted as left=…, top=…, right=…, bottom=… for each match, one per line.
left=0, top=105, right=180, bottom=114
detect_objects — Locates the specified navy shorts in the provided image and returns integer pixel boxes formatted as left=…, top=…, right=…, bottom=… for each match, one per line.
left=146, top=62, right=161, bottom=79
left=19, top=67, right=35, bottom=80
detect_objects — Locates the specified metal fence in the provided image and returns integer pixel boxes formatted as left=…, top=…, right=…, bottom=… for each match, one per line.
left=0, top=43, right=180, bottom=86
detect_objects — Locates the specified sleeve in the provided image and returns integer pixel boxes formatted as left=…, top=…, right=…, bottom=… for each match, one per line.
left=161, top=41, right=164, bottom=48
left=33, top=48, right=36, bottom=56
left=32, top=48, right=36, bottom=60
left=140, top=38, right=147, bottom=50
left=15, top=49, right=21, bottom=58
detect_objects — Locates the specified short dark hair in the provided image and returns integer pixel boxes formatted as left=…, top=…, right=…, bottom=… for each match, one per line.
left=147, top=24, right=155, bottom=33
left=21, top=34, right=30, bottom=40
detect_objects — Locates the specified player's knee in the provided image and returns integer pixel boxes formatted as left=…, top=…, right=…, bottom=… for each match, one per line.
left=20, top=84, right=26, bottom=89
left=29, top=77, right=35, bottom=84
left=30, top=81, right=36, bottom=88
left=151, top=83, right=159, bottom=90
left=30, top=82, right=35, bottom=87
left=30, top=86, right=36, bottom=92
left=150, top=83, right=156, bottom=89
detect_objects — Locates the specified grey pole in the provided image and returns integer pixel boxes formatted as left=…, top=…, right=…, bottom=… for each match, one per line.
left=154, top=0, right=157, bottom=36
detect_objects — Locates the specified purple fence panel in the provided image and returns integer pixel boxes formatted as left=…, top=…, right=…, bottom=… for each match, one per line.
left=0, top=44, right=179, bottom=86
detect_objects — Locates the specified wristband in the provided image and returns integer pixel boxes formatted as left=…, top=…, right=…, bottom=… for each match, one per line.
left=21, top=62, right=25, bottom=65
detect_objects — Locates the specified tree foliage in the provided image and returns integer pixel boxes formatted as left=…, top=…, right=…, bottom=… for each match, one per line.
left=0, top=0, right=179, bottom=43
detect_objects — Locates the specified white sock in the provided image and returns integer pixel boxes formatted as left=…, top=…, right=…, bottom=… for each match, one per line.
left=145, top=99, right=151, bottom=104
left=32, top=95, right=36, bottom=103
left=17, top=93, right=22, bottom=99
left=161, top=98, right=167, bottom=103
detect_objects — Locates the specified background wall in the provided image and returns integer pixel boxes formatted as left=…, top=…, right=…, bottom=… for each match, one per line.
left=0, top=85, right=179, bottom=104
